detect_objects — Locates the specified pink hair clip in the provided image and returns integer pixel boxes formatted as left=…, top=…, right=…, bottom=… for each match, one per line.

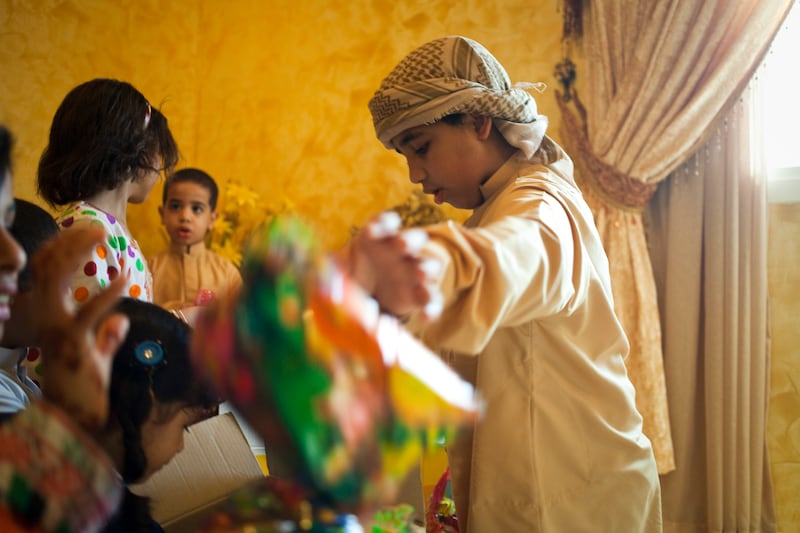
left=144, top=102, right=152, bottom=129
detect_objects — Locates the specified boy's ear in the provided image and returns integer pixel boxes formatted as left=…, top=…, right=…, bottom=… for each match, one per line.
left=208, top=210, right=219, bottom=230
left=472, top=114, right=493, bottom=140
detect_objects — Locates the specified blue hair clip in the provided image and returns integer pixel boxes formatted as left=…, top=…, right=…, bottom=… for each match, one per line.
left=135, top=340, right=164, bottom=367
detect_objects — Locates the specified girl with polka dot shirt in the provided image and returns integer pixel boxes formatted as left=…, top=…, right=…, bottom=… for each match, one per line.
left=58, top=204, right=151, bottom=302
left=37, top=78, right=179, bottom=306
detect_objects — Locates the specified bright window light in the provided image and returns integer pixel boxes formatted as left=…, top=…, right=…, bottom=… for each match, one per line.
left=764, top=3, right=800, bottom=203
left=764, top=3, right=800, bottom=172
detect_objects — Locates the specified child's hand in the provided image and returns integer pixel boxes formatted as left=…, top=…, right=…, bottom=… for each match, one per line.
left=341, top=211, right=443, bottom=319
left=194, top=288, right=215, bottom=306
left=31, top=226, right=129, bottom=432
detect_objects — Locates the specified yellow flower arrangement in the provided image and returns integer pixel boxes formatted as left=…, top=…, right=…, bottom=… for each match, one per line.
left=208, top=180, right=294, bottom=267
left=391, top=189, right=448, bottom=228
left=350, top=189, right=449, bottom=238
left=206, top=184, right=445, bottom=267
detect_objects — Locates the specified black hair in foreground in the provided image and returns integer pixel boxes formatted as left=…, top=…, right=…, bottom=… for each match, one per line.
left=0, top=125, right=12, bottom=182
left=103, top=298, right=216, bottom=532
left=10, top=199, right=59, bottom=292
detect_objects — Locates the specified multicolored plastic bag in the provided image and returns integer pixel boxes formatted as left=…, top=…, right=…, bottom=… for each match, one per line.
left=191, top=216, right=481, bottom=515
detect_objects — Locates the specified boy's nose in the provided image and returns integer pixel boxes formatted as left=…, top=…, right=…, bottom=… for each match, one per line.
left=408, top=163, right=425, bottom=184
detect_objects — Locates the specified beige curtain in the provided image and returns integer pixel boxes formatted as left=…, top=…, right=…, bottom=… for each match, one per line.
left=647, top=79, right=774, bottom=531
left=557, top=0, right=793, bottom=477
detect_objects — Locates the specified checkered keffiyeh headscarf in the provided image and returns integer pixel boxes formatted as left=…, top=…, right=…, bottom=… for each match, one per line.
left=368, top=36, right=548, bottom=159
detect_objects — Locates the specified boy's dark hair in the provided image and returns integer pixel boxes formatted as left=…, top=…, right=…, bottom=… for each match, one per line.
left=0, top=125, right=12, bottom=181
left=439, top=113, right=559, bottom=164
left=37, top=78, right=180, bottom=207
left=440, top=113, right=466, bottom=126
left=10, top=199, right=59, bottom=292
left=103, top=298, right=217, bottom=531
left=162, top=167, right=219, bottom=210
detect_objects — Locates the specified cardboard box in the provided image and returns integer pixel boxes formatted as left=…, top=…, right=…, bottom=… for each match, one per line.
left=218, top=402, right=266, bottom=461
left=130, top=412, right=266, bottom=531
left=131, top=410, right=426, bottom=531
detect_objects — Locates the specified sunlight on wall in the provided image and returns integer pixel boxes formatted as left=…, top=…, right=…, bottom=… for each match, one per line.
left=767, top=204, right=800, bottom=532
left=0, top=0, right=565, bottom=257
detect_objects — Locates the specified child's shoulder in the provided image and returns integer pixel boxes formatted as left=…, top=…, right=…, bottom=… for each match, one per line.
left=207, top=248, right=240, bottom=270
left=147, top=248, right=178, bottom=278
left=56, top=202, right=122, bottom=232
left=149, top=247, right=170, bottom=259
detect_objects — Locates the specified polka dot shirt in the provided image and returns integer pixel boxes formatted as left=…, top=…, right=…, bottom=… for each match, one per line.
left=56, top=202, right=153, bottom=305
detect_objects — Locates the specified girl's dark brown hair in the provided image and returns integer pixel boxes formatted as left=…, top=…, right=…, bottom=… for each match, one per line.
left=37, top=78, right=179, bottom=207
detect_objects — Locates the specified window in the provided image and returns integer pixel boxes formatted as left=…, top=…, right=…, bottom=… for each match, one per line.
left=764, top=3, right=800, bottom=203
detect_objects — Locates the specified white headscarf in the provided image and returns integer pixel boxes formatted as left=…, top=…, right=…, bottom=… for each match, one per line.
left=368, top=36, right=548, bottom=159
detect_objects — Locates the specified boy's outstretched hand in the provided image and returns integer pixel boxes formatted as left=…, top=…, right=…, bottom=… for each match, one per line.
left=341, top=211, right=443, bottom=320
left=30, top=226, right=129, bottom=432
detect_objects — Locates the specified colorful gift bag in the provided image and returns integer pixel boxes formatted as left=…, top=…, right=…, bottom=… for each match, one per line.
left=191, top=216, right=481, bottom=517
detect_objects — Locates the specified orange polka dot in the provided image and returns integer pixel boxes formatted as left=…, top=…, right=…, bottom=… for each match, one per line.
left=119, top=257, right=125, bottom=269
left=75, top=286, right=90, bottom=302
left=129, top=285, right=142, bottom=298
left=96, top=245, right=107, bottom=259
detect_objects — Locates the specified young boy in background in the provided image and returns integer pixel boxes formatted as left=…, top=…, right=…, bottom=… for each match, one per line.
left=150, top=168, right=242, bottom=311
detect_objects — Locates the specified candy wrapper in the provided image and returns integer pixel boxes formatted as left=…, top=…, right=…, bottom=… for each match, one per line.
left=194, top=477, right=363, bottom=532
left=194, top=476, right=419, bottom=533
left=190, top=216, right=481, bottom=517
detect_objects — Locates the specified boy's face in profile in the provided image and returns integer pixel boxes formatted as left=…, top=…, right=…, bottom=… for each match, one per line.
left=159, top=181, right=218, bottom=248
left=391, top=115, right=495, bottom=210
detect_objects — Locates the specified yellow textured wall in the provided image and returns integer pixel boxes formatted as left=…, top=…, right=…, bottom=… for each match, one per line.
left=0, top=0, right=565, bottom=507
left=0, top=0, right=565, bottom=256
left=767, top=202, right=800, bottom=532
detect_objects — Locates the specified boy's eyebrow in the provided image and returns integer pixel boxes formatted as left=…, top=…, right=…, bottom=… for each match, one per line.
left=394, top=130, right=422, bottom=152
